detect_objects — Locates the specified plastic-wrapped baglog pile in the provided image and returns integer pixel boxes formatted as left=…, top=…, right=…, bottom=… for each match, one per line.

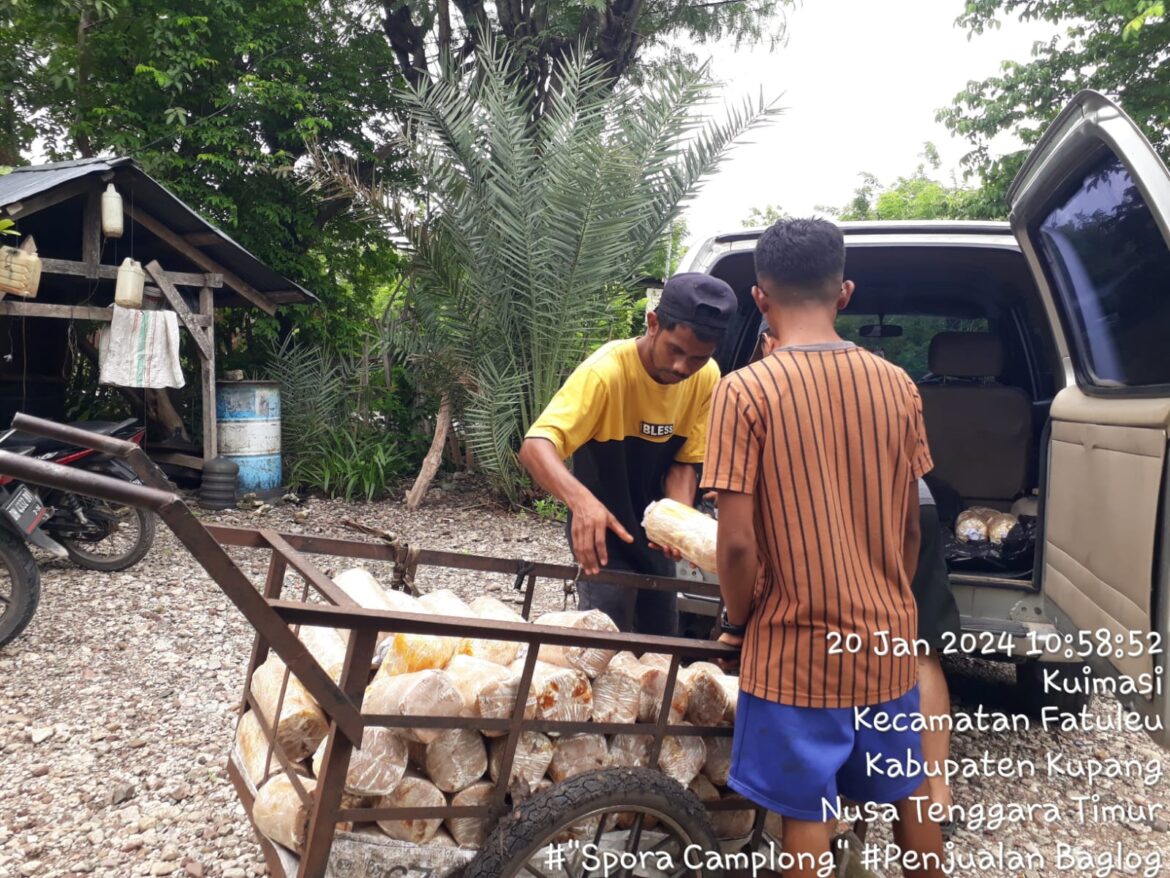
left=238, top=569, right=760, bottom=857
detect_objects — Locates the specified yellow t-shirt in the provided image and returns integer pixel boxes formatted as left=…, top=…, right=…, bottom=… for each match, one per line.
left=527, top=338, right=720, bottom=572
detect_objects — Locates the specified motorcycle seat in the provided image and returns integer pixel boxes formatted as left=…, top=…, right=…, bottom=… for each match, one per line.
left=0, top=419, right=141, bottom=455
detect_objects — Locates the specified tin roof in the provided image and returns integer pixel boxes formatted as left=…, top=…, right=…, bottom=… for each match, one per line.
left=0, top=157, right=316, bottom=307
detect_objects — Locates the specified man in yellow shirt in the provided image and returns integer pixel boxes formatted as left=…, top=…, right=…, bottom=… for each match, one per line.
left=519, top=274, right=738, bottom=634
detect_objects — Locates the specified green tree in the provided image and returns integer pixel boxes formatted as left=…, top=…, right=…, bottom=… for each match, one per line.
left=321, top=43, right=778, bottom=504
left=742, top=204, right=788, bottom=227
left=382, top=0, right=791, bottom=113
left=938, top=1, right=1170, bottom=206
left=828, top=144, right=1003, bottom=221
left=0, top=0, right=410, bottom=358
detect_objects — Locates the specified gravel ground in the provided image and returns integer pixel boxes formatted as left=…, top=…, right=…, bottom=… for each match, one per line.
left=1, top=474, right=1168, bottom=878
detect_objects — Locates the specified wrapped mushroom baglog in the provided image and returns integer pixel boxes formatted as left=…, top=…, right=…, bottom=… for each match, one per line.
left=460, top=596, right=526, bottom=666
left=476, top=660, right=592, bottom=729
left=310, top=726, right=408, bottom=798
left=548, top=734, right=610, bottom=783
left=533, top=609, right=619, bottom=678
left=686, top=666, right=739, bottom=727
left=332, top=568, right=419, bottom=651
left=642, top=498, right=718, bottom=572
left=249, top=655, right=328, bottom=761
left=444, top=654, right=515, bottom=719
left=607, top=731, right=707, bottom=786
left=591, top=652, right=650, bottom=724
left=253, top=774, right=317, bottom=854
left=373, top=774, right=448, bottom=844
left=235, top=710, right=310, bottom=789
left=421, top=728, right=489, bottom=793
left=364, top=670, right=465, bottom=744
left=488, top=731, right=554, bottom=791
left=447, top=781, right=494, bottom=848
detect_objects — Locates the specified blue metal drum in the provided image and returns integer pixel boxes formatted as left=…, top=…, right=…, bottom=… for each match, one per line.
left=216, top=380, right=282, bottom=496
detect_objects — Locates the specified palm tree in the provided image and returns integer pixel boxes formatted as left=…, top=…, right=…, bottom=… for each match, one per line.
left=320, top=40, right=779, bottom=505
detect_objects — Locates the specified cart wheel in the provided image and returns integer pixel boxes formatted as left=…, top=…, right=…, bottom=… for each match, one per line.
left=465, top=767, right=722, bottom=878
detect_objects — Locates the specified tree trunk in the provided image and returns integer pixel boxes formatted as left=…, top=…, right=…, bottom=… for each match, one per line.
left=404, top=392, right=451, bottom=509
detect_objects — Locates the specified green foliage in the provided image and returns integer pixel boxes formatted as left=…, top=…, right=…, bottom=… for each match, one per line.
left=0, top=0, right=409, bottom=354
left=641, top=219, right=689, bottom=281
left=939, top=1, right=1170, bottom=207
left=260, top=334, right=425, bottom=499
left=531, top=496, right=569, bottom=522
left=290, top=428, right=412, bottom=502
left=742, top=204, right=789, bottom=227
left=828, top=145, right=1005, bottom=221
left=383, top=0, right=791, bottom=102
left=838, top=315, right=989, bottom=378
left=319, top=41, right=779, bottom=503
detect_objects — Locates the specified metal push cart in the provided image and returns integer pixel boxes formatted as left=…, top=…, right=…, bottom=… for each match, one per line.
left=0, top=413, right=862, bottom=878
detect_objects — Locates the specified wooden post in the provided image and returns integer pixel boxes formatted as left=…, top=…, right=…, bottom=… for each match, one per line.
left=81, top=187, right=101, bottom=276
left=200, top=284, right=218, bottom=461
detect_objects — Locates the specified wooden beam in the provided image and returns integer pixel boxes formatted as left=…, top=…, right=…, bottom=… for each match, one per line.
left=200, top=285, right=218, bottom=461
left=2, top=177, right=94, bottom=220
left=262, top=289, right=310, bottom=304
left=183, top=232, right=223, bottom=247
left=145, top=261, right=213, bottom=360
left=81, top=188, right=101, bottom=276
left=39, top=257, right=222, bottom=289
left=125, top=204, right=277, bottom=316
left=0, top=299, right=211, bottom=326
left=147, top=451, right=204, bottom=471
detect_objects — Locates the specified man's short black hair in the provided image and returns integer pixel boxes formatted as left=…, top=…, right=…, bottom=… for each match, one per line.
left=754, top=218, right=845, bottom=302
left=656, top=311, right=724, bottom=345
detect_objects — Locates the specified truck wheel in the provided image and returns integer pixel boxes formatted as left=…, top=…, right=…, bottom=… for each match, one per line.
left=0, top=528, right=40, bottom=647
left=465, top=767, right=721, bottom=878
left=1017, top=659, right=1091, bottom=718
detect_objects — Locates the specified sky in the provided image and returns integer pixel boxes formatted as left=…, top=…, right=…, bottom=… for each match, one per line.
left=680, top=0, right=1057, bottom=247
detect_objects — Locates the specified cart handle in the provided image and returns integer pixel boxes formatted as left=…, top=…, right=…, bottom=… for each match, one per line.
left=10, top=412, right=172, bottom=490
left=0, top=449, right=179, bottom=511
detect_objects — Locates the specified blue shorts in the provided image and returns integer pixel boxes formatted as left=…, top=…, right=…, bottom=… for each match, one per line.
left=727, top=686, right=925, bottom=821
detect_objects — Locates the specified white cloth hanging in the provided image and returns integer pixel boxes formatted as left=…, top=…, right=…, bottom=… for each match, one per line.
left=98, top=305, right=186, bottom=389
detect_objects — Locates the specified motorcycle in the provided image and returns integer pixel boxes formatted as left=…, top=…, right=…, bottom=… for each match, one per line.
left=0, top=419, right=157, bottom=646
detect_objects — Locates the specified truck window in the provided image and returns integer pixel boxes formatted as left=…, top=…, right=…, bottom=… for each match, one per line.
left=837, top=316, right=988, bottom=379
left=1035, top=151, right=1170, bottom=389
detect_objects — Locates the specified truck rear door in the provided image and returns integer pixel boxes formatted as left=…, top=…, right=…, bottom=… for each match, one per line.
left=1009, top=90, right=1170, bottom=744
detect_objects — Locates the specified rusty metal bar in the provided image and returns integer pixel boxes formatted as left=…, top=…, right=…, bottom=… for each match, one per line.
left=242, top=691, right=313, bottom=805
left=490, top=646, right=540, bottom=814
left=205, top=525, right=723, bottom=599
left=153, top=503, right=365, bottom=746
left=226, top=759, right=290, bottom=878
left=0, top=450, right=178, bottom=510
left=299, top=629, right=378, bottom=878
left=645, top=655, right=681, bottom=771
left=9, top=412, right=172, bottom=489
left=269, top=601, right=738, bottom=661
left=259, top=529, right=360, bottom=608
left=359, top=713, right=730, bottom=737
left=238, top=555, right=289, bottom=712
left=341, top=805, right=493, bottom=822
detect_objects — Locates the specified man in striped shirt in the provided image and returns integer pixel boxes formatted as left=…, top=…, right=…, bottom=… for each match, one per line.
left=702, top=218, right=944, bottom=876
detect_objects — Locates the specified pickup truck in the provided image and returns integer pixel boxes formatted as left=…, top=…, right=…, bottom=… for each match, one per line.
left=675, top=90, right=1170, bottom=747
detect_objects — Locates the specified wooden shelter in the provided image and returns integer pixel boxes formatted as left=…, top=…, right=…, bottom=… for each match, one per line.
left=0, top=157, right=315, bottom=467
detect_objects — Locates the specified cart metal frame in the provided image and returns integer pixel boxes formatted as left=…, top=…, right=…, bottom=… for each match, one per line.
left=0, top=413, right=761, bottom=878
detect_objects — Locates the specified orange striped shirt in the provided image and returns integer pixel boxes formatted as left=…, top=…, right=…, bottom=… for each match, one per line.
left=701, top=343, right=933, bottom=708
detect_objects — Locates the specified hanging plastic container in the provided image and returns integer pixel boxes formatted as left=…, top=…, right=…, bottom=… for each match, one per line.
left=0, top=244, right=41, bottom=298
left=114, top=258, right=145, bottom=309
left=216, top=380, right=282, bottom=497
left=101, top=183, right=124, bottom=238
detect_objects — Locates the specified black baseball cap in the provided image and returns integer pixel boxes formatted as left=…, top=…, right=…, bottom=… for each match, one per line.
left=655, top=272, right=738, bottom=332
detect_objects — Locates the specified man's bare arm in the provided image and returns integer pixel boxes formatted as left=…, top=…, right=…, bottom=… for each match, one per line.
left=715, top=491, right=756, bottom=626
left=518, top=437, right=632, bottom=575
